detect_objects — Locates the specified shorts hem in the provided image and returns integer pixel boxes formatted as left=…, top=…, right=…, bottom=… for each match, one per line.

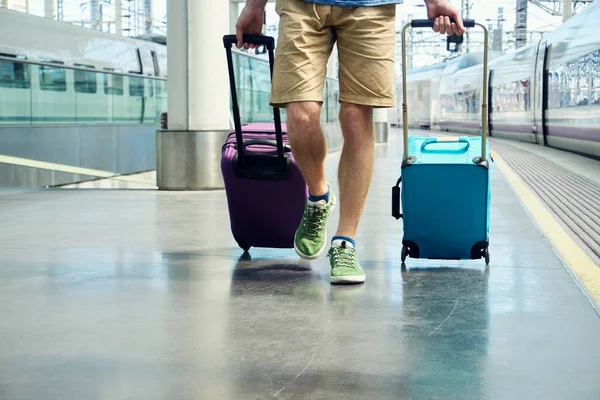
left=338, top=94, right=395, bottom=108
left=270, top=94, right=324, bottom=108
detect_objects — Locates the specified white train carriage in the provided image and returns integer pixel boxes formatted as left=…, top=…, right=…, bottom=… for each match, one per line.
left=396, top=62, right=446, bottom=130
left=395, top=0, right=600, bottom=160
left=487, top=43, right=538, bottom=143
left=0, top=6, right=167, bottom=126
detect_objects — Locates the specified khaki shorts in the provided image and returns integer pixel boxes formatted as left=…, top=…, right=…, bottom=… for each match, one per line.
left=270, top=0, right=397, bottom=108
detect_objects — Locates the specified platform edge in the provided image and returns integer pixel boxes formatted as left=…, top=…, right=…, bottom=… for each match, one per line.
left=491, top=149, right=600, bottom=314
left=0, top=154, right=156, bottom=185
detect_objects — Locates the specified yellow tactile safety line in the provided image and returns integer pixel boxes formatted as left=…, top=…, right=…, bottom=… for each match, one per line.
left=0, top=154, right=156, bottom=185
left=491, top=149, right=600, bottom=309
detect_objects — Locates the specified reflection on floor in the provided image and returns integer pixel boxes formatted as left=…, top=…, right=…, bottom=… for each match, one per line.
left=0, top=129, right=599, bottom=399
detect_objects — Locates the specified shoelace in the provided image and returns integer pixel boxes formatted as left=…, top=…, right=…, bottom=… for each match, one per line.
left=328, top=244, right=356, bottom=269
left=302, top=204, right=326, bottom=238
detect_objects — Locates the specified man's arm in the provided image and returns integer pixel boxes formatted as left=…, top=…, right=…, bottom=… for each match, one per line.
left=424, top=0, right=465, bottom=36
left=235, top=0, right=269, bottom=49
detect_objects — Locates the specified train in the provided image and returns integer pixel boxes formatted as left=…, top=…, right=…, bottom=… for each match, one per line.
left=0, top=6, right=168, bottom=126
left=0, top=7, right=344, bottom=187
left=393, top=0, right=600, bottom=159
left=4, top=0, right=597, bottom=188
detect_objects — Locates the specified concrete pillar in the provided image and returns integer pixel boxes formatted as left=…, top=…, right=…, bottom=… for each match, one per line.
left=563, top=0, right=572, bottom=22
left=229, top=2, right=239, bottom=36
left=373, top=108, right=389, bottom=143
left=44, top=0, right=54, bottom=19
left=157, top=0, right=231, bottom=190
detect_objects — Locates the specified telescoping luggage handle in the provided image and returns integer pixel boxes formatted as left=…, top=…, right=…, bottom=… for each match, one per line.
left=400, top=18, right=489, bottom=163
left=222, top=34, right=286, bottom=172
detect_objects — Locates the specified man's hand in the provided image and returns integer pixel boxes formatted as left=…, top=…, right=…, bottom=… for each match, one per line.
left=425, top=0, right=465, bottom=36
left=235, top=0, right=268, bottom=49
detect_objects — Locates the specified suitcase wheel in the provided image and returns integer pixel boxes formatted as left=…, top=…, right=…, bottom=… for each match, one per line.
left=401, top=245, right=409, bottom=263
left=484, top=248, right=490, bottom=265
left=233, top=234, right=251, bottom=253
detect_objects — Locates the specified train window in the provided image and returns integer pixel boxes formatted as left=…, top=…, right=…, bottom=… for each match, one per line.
left=592, top=50, right=600, bottom=105
left=0, top=59, right=30, bottom=89
left=520, top=80, right=530, bottom=111
left=148, top=79, right=154, bottom=98
left=469, top=91, right=478, bottom=113
left=489, top=79, right=530, bottom=113
left=576, top=54, right=590, bottom=106
left=39, top=65, right=66, bottom=92
left=137, top=49, right=154, bottom=76
left=547, top=71, right=559, bottom=109
left=74, top=68, right=97, bottom=94
left=151, top=51, right=160, bottom=76
left=129, top=76, right=145, bottom=97
left=550, top=64, right=565, bottom=108
left=104, top=73, right=124, bottom=96
left=563, top=61, right=577, bottom=107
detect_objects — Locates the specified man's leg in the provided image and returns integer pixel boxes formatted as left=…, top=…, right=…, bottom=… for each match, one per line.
left=327, top=4, right=396, bottom=284
left=327, top=103, right=374, bottom=285
left=286, top=101, right=336, bottom=259
left=286, top=102, right=328, bottom=197
left=336, top=103, right=374, bottom=239
left=270, top=0, right=336, bottom=259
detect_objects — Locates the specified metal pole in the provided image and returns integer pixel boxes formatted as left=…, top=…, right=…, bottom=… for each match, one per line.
left=90, top=0, right=100, bottom=30
left=144, top=0, right=152, bottom=34
left=115, top=0, right=122, bottom=35
left=466, top=0, right=470, bottom=52
left=460, top=0, right=466, bottom=54
left=407, top=13, right=413, bottom=70
left=515, top=0, right=528, bottom=49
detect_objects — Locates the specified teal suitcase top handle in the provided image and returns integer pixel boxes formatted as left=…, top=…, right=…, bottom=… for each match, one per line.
left=421, top=136, right=471, bottom=154
left=420, top=136, right=471, bottom=153
left=400, top=19, right=489, bottom=163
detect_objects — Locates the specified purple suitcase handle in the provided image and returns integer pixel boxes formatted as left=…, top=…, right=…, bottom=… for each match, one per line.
left=234, top=139, right=291, bottom=152
left=223, top=34, right=285, bottom=171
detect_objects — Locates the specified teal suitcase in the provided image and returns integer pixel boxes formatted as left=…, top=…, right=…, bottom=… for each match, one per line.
left=392, top=18, right=491, bottom=265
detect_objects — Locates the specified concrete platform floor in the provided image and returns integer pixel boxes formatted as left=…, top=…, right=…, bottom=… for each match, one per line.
left=1, top=130, right=599, bottom=399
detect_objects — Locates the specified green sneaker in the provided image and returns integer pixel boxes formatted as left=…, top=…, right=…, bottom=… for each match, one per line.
left=293, top=191, right=336, bottom=260
left=328, top=240, right=365, bottom=284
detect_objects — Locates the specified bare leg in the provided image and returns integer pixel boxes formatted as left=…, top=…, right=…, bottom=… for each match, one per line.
left=286, top=101, right=336, bottom=260
left=286, top=101, right=328, bottom=196
left=335, top=102, right=374, bottom=239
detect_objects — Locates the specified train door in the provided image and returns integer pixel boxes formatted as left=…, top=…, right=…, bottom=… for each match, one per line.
left=533, top=40, right=549, bottom=145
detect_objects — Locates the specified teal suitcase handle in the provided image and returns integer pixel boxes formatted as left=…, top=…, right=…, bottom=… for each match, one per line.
left=420, top=137, right=470, bottom=153
left=400, top=20, right=489, bottom=162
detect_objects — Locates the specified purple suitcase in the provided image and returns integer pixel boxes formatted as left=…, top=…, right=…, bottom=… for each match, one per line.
left=222, top=34, right=308, bottom=252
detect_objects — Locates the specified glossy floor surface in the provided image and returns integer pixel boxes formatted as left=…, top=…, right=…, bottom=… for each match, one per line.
left=1, top=130, right=599, bottom=399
